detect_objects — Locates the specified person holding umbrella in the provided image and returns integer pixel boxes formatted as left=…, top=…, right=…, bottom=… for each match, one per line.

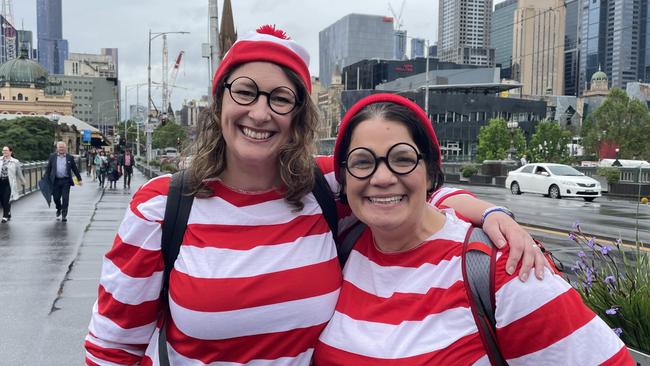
left=0, top=146, right=26, bottom=222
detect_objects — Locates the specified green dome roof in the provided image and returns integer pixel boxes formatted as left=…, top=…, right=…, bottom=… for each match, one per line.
left=591, top=68, right=608, bottom=82
left=0, top=55, right=49, bottom=88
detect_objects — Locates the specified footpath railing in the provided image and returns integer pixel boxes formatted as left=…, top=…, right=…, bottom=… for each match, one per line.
left=16, top=157, right=86, bottom=200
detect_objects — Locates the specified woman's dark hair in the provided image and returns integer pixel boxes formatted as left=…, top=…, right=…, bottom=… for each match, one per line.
left=336, top=102, right=444, bottom=203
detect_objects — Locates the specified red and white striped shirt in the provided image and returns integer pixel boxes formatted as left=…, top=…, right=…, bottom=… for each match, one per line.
left=85, top=159, right=342, bottom=365
left=314, top=211, right=633, bottom=365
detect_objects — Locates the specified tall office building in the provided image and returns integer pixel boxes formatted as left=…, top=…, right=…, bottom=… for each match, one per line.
left=17, top=30, right=35, bottom=59
left=491, top=0, right=518, bottom=79
left=411, top=38, right=426, bottom=59
left=564, top=0, right=580, bottom=96
left=319, top=14, right=395, bottom=87
left=65, top=50, right=118, bottom=78
left=438, top=0, right=495, bottom=67
left=579, top=0, right=644, bottom=92
left=37, top=0, right=68, bottom=74
left=0, top=15, right=16, bottom=64
left=512, top=0, right=566, bottom=96
left=394, top=30, right=407, bottom=60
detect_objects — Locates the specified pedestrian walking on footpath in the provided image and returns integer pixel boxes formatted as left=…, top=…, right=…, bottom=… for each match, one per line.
left=94, top=150, right=107, bottom=189
left=88, top=148, right=97, bottom=181
left=45, top=141, right=82, bottom=222
left=0, top=146, right=26, bottom=223
left=106, top=152, right=120, bottom=190
left=85, top=25, right=547, bottom=366
left=118, top=148, right=134, bottom=190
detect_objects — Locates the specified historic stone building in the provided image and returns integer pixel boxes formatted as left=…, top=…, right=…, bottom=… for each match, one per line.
left=0, top=53, right=73, bottom=116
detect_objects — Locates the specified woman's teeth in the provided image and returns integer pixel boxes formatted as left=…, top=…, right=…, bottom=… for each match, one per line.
left=369, top=196, right=403, bottom=204
left=242, top=127, right=272, bottom=140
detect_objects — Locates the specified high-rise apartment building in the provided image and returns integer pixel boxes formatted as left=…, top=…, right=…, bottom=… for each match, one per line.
left=438, top=0, right=495, bottom=67
left=564, top=0, right=580, bottom=96
left=37, top=0, right=68, bottom=75
left=512, top=0, right=566, bottom=96
left=319, top=14, right=395, bottom=87
left=491, top=0, right=518, bottom=79
left=579, top=0, right=645, bottom=92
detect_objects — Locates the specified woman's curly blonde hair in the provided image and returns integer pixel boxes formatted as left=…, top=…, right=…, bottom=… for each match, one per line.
left=183, top=66, right=319, bottom=211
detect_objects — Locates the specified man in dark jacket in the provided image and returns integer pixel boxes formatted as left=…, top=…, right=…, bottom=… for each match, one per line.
left=45, top=141, right=82, bottom=222
left=118, top=148, right=135, bottom=190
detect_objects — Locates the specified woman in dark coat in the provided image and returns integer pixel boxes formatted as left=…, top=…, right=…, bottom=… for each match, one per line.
left=106, top=153, right=120, bottom=190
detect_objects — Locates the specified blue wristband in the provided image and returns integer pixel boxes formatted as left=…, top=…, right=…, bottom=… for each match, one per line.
left=481, top=206, right=515, bottom=226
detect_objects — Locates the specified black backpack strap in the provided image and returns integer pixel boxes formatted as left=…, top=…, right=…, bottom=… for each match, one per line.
left=462, top=227, right=508, bottom=366
left=337, top=222, right=365, bottom=268
left=158, top=170, right=194, bottom=366
left=312, top=165, right=338, bottom=237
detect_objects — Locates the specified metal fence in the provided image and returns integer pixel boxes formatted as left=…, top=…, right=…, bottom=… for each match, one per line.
left=16, top=157, right=86, bottom=199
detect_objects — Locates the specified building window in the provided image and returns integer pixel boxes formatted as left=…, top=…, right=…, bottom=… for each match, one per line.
left=25, top=97, right=28, bottom=101
left=17, top=93, right=23, bottom=101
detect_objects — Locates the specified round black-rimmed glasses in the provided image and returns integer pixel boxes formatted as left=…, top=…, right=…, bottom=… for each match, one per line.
left=342, top=142, right=423, bottom=180
left=223, top=76, right=299, bottom=115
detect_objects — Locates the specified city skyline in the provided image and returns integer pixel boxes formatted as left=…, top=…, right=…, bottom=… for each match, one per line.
left=13, top=0, right=451, bottom=114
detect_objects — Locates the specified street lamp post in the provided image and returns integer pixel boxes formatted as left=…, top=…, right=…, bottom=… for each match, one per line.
left=424, top=39, right=430, bottom=117
left=148, top=29, right=189, bottom=166
left=507, top=120, right=519, bottom=160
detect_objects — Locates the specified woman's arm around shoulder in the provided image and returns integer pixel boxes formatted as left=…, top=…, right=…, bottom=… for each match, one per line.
left=84, top=175, right=172, bottom=365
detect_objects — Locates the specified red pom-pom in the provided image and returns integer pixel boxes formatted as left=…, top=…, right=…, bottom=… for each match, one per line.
left=256, top=24, right=291, bottom=40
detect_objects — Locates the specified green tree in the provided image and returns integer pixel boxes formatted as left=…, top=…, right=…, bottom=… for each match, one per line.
left=152, top=121, right=187, bottom=149
left=0, top=117, right=56, bottom=161
left=581, top=88, right=650, bottom=160
left=528, top=120, right=572, bottom=163
left=476, top=118, right=525, bottom=162
left=115, top=120, right=146, bottom=153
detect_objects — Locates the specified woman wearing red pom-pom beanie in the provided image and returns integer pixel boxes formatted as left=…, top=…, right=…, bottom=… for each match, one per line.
left=85, top=25, right=547, bottom=365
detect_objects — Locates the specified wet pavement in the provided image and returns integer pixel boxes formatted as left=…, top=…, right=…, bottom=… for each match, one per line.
left=0, top=170, right=151, bottom=366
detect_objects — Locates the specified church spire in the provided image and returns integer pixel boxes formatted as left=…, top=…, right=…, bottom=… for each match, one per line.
left=219, top=0, right=237, bottom=61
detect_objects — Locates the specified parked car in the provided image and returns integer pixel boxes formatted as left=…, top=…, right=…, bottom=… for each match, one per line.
left=505, top=163, right=602, bottom=201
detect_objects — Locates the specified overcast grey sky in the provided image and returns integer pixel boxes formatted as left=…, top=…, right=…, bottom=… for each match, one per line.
left=12, top=1, right=499, bottom=117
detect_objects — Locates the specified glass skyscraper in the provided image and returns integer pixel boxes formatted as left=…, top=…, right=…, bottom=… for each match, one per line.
left=579, top=0, right=644, bottom=92
left=564, top=0, right=580, bottom=96
left=491, top=0, right=518, bottom=79
left=319, top=14, right=395, bottom=87
left=37, top=0, right=68, bottom=74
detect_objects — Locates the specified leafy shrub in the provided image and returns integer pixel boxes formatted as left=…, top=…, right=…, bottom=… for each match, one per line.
left=461, top=164, right=479, bottom=178
left=597, top=167, right=621, bottom=185
left=160, top=162, right=178, bottom=173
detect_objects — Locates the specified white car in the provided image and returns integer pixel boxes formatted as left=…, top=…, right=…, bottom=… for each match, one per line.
left=505, top=163, right=601, bottom=201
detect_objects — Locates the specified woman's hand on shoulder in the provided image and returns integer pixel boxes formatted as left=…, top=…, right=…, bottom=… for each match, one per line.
left=482, top=212, right=548, bottom=281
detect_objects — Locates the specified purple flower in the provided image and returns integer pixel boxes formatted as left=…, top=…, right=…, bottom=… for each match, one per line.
left=604, top=276, right=616, bottom=286
left=601, top=246, right=612, bottom=255
left=613, top=328, right=623, bottom=337
left=578, top=250, right=586, bottom=258
left=615, top=238, right=623, bottom=247
left=572, top=221, right=580, bottom=229
left=568, top=233, right=576, bottom=240
left=587, top=237, right=596, bottom=248
left=605, top=307, right=619, bottom=315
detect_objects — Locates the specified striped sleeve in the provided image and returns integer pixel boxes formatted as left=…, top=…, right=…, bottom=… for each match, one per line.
left=429, top=187, right=475, bottom=208
left=85, top=175, right=172, bottom=365
left=493, top=248, right=634, bottom=365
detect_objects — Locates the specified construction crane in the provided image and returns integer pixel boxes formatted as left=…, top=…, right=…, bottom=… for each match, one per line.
left=165, top=50, right=185, bottom=112
left=388, top=0, right=405, bottom=31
